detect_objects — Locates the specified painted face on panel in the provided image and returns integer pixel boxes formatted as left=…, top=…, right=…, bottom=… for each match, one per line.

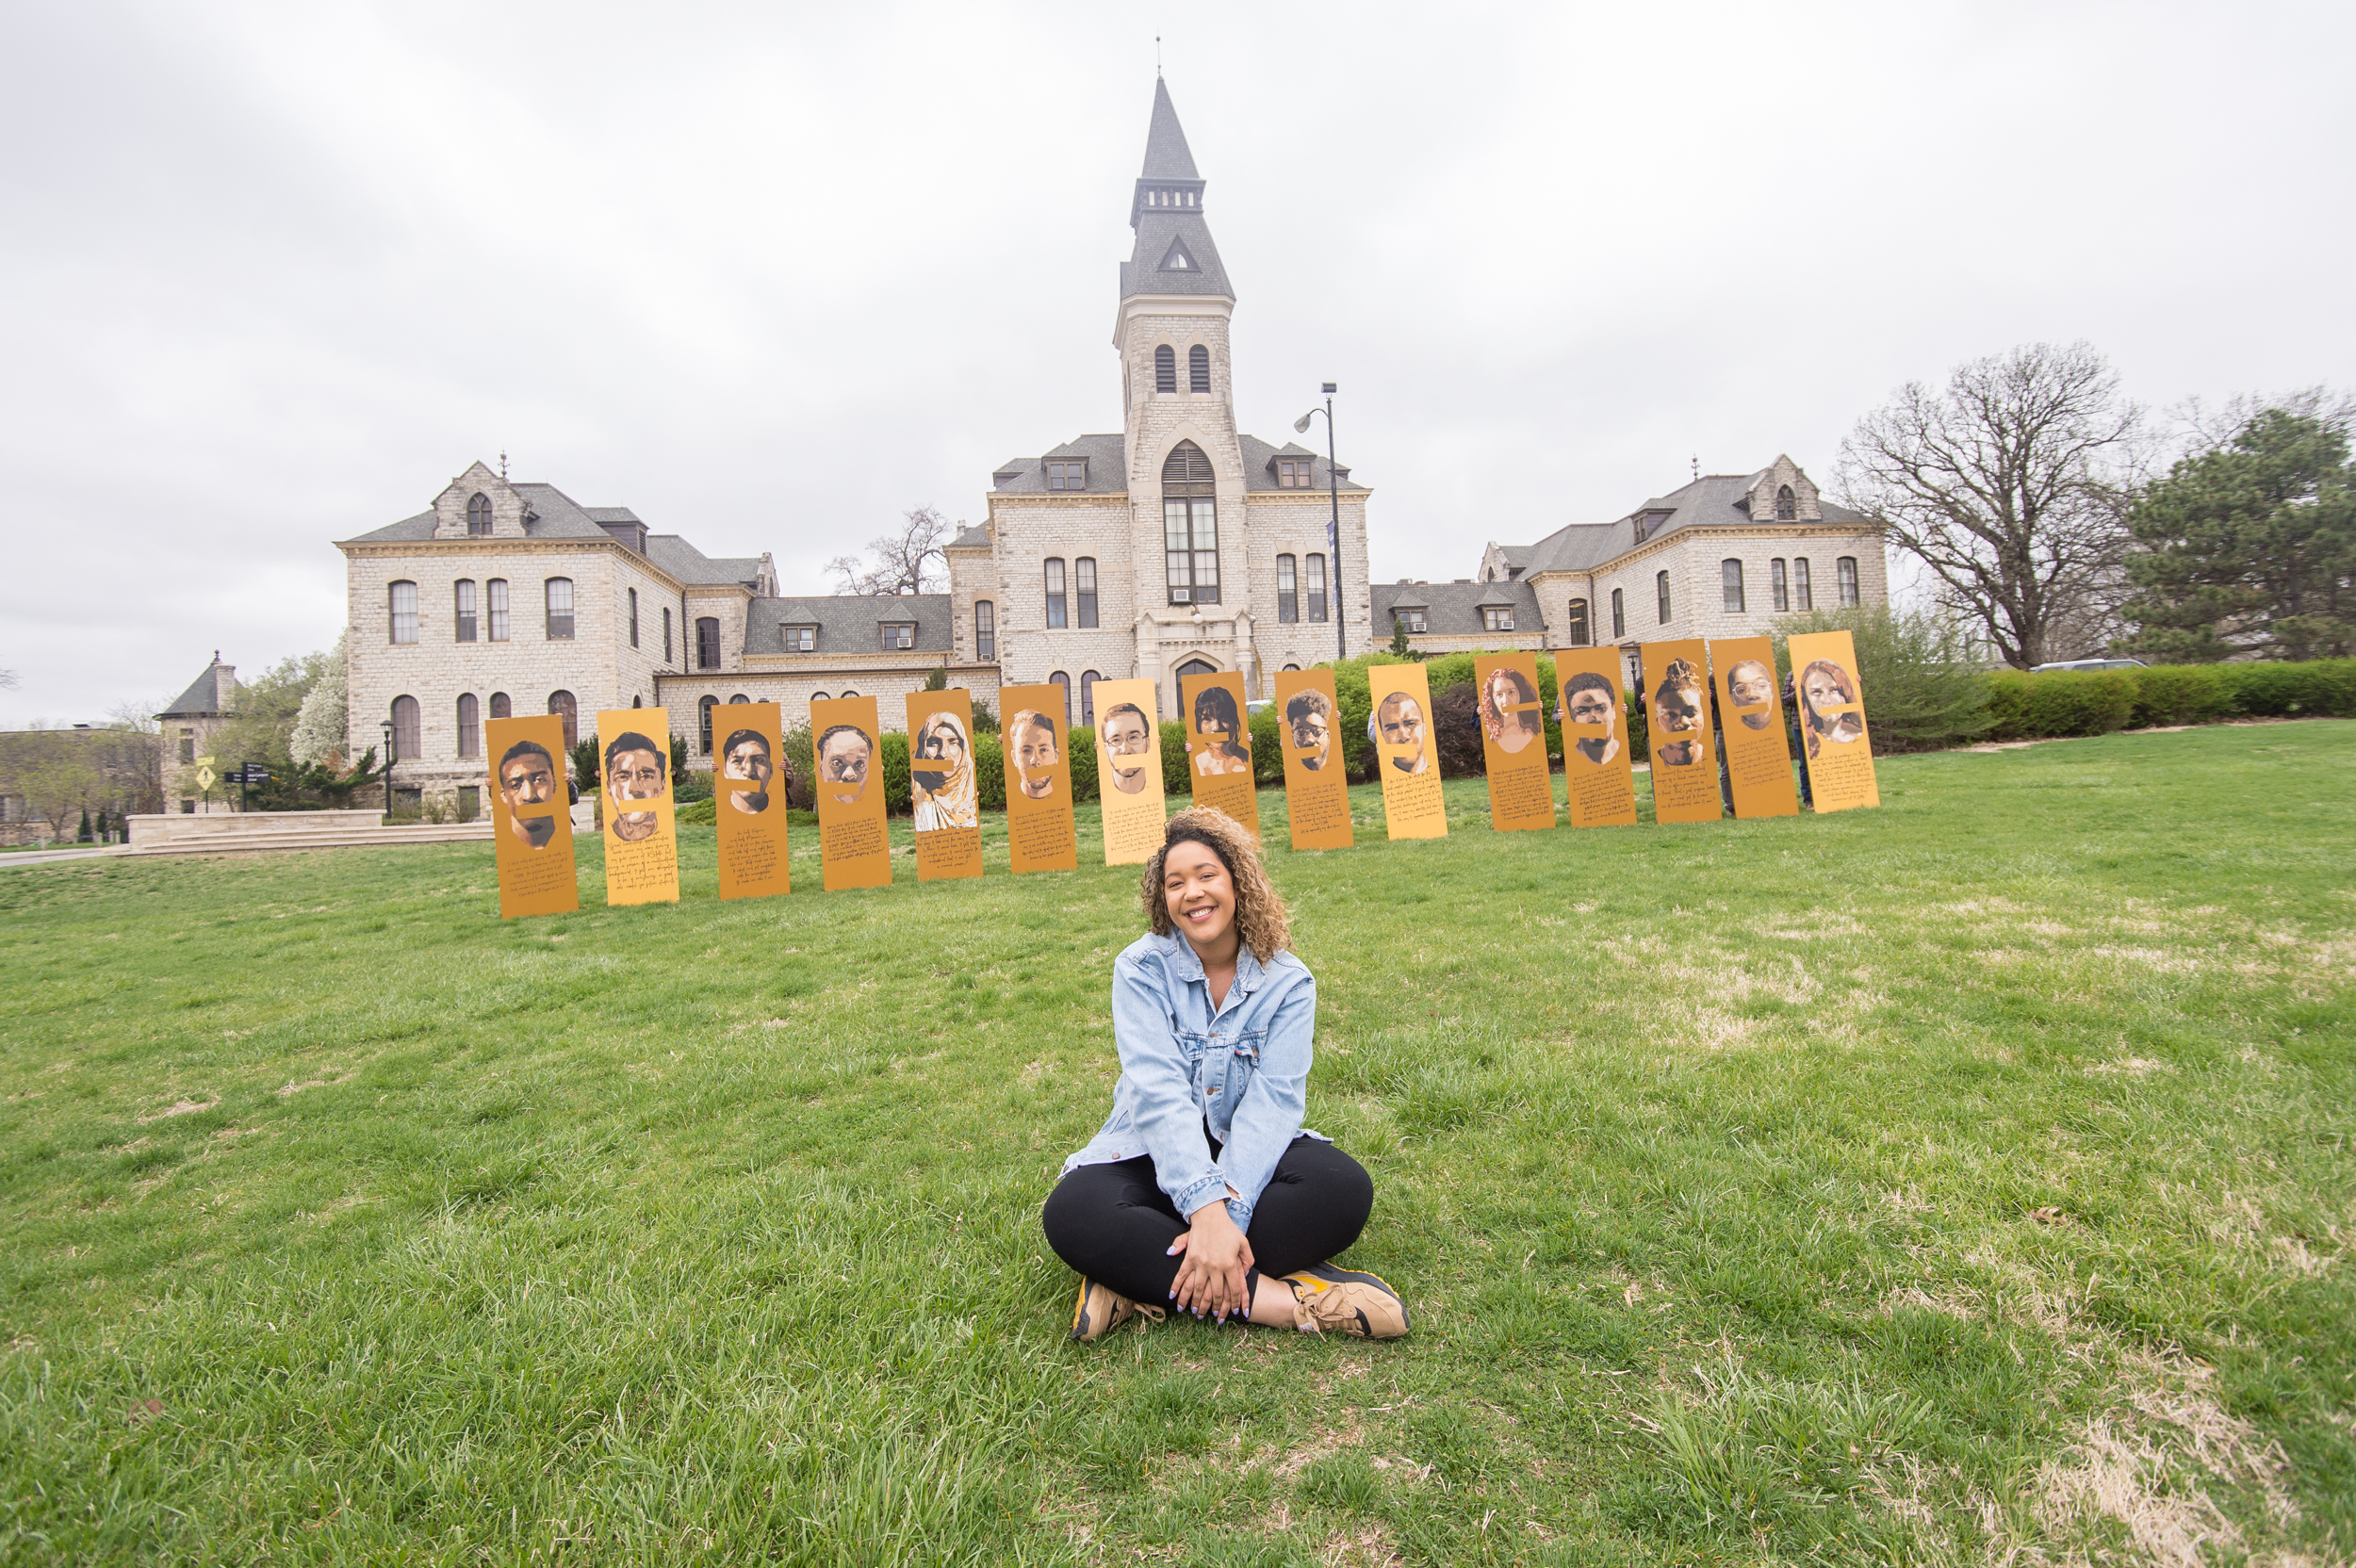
left=817, top=726, right=873, bottom=807
left=605, top=741, right=666, bottom=841
left=1377, top=692, right=1428, bottom=775
left=1559, top=675, right=1620, bottom=766
left=1285, top=694, right=1333, bottom=772
left=1100, top=704, right=1154, bottom=795
left=721, top=731, right=773, bottom=814
left=498, top=743, right=558, bottom=849
left=1726, top=661, right=1775, bottom=730
left=1651, top=661, right=1706, bottom=768
left=1012, top=711, right=1060, bottom=799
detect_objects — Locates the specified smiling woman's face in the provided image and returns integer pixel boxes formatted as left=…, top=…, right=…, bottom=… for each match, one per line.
left=1162, top=841, right=1235, bottom=953
left=1805, top=667, right=1846, bottom=711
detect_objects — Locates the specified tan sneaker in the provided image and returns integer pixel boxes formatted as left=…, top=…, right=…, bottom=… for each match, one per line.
left=1069, top=1277, right=1166, bottom=1342
left=1282, top=1265, right=1410, bottom=1340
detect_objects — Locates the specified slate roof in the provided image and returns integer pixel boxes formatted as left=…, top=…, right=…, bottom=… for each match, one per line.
left=990, top=433, right=1367, bottom=495
left=160, top=655, right=235, bottom=718
left=1121, top=81, right=1232, bottom=301
left=745, top=596, right=953, bottom=657
left=1372, top=580, right=1543, bottom=636
left=646, top=534, right=765, bottom=589
left=1509, top=471, right=1872, bottom=577
left=949, top=524, right=993, bottom=548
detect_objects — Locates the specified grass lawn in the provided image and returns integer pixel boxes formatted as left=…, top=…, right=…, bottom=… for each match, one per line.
left=3, top=724, right=2351, bottom=1566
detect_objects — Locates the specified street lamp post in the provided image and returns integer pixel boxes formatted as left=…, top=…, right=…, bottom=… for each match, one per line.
left=1293, top=383, right=1347, bottom=661
left=381, top=718, right=396, bottom=819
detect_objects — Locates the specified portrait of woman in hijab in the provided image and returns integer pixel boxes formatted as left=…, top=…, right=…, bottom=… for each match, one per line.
left=911, top=709, right=979, bottom=831
left=1190, top=684, right=1252, bottom=777
left=1798, top=659, right=1866, bottom=760
left=1478, top=665, right=1542, bottom=756
left=1651, top=660, right=1708, bottom=767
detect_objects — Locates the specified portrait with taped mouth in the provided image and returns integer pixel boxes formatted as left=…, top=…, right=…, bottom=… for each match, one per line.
left=906, top=688, right=983, bottom=881
left=1549, top=647, right=1638, bottom=827
left=1636, top=644, right=1720, bottom=825
left=1786, top=629, right=1880, bottom=812
left=1180, top=669, right=1259, bottom=838
left=1091, top=678, right=1167, bottom=866
left=597, top=709, right=680, bottom=906
left=1271, top=667, right=1352, bottom=851
left=1708, top=636, right=1798, bottom=820
left=1367, top=662, right=1446, bottom=840
left=1472, top=652, right=1555, bottom=832
left=998, top=682, right=1078, bottom=873
left=716, top=702, right=792, bottom=900
left=485, top=714, right=579, bottom=917
left=810, top=694, right=892, bottom=890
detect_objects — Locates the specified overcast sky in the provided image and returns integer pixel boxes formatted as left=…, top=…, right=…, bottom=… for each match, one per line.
left=3, top=0, right=2349, bottom=725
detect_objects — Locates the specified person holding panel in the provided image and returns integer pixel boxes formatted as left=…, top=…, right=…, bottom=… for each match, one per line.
left=1043, top=808, right=1408, bottom=1343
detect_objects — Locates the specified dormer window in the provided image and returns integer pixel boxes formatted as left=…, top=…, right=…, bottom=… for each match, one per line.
left=1632, top=509, right=1673, bottom=544
left=1047, top=460, right=1087, bottom=491
left=1396, top=610, right=1427, bottom=635
left=466, top=492, right=492, bottom=536
left=1481, top=606, right=1514, bottom=632
left=783, top=625, right=816, bottom=653
left=1276, top=458, right=1314, bottom=488
left=881, top=623, right=915, bottom=651
left=1775, top=484, right=1797, bottom=521
left=1159, top=238, right=1197, bottom=272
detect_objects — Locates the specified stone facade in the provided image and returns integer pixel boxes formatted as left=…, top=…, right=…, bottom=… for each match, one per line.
left=960, top=80, right=1376, bottom=723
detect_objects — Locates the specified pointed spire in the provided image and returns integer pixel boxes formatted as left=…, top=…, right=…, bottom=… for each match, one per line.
left=1140, top=78, right=1199, bottom=181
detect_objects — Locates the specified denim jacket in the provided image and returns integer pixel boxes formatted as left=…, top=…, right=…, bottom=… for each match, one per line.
left=1061, top=929, right=1322, bottom=1233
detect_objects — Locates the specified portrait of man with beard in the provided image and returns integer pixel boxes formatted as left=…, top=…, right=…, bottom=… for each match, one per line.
left=816, top=724, right=874, bottom=808
left=603, top=731, right=668, bottom=841
left=1374, top=690, right=1429, bottom=775
left=1557, top=671, right=1621, bottom=766
left=720, top=728, right=773, bottom=814
left=1284, top=690, right=1334, bottom=772
left=1010, top=710, right=1061, bottom=800
left=498, top=739, right=561, bottom=849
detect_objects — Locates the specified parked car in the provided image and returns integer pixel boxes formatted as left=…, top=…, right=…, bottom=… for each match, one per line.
left=2028, top=658, right=2147, bottom=673
left=1245, top=699, right=1275, bottom=716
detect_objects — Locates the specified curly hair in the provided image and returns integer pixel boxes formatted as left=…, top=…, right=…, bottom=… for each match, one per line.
left=1478, top=664, right=1540, bottom=741
left=1139, top=806, right=1292, bottom=964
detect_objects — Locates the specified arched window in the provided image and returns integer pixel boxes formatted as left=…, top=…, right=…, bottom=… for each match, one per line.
left=729, top=694, right=749, bottom=704
left=1771, top=559, right=1790, bottom=612
left=389, top=695, right=420, bottom=760
left=466, top=492, right=493, bottom=536
left=1049, top=670, right=1072, bottom=720
left=628, top=588, right=639, bottom=648
left=973, top=599, right=995, bottom=660
left=1722, top=559, right=1745, bottom=613
left=698, top=695, right=717, bottom=754
left=1775, top=484, right=1797, bottom=521
left=1792, top=558, right=1813, bottom=612
left=548, top=691, right=578, bottom=749
left=695, top=616, right=721, bottom=669
left=1656, top=570, right=1673, bottom=625
left=810, top=693, right=829, bottom=704
left=1838, top=556, right=1860, bottom=608
left=456, top=694, right=480, bottom=759
left=1044, top=559, right=1067, bottom=628
left=1075, top=557, right=1098, bottom=628
left=454, top=580, right=478, bottom=642
left=662, top=607, right=673, bottom=662
left=838, top=690, right=857, bottom=698
left=1162, top=441, right=1218, bottom=605
left=1281, top=662, right=1301, bottom=672
left=545, top=579, right=575, bottom=640
left=1566, top=598, right=1591, bottom=646
left=1306, top=554, right=1328, bottom=623
left=1611, top=587, right=1626, bottom=640
left=1188, top=344, right=1210, bottom=393
left=1153, top=344, right=1177, bottom=393
left=489, top=692, right=512, bottom=721
left=1276, top=555, right=1298, bottom=622
left=388, top=580, right=417, bottom=645
left=1080, top=670, right=1101, bottom=725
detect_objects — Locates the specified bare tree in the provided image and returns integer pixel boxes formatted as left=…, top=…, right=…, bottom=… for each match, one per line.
left=826, top=505, right=955, bottom=596
left=1838, top=341, right=2142, bottom=669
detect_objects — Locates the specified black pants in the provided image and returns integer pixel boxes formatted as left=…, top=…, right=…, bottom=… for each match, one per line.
left=1041, top=1135, right=1374, bottom=1309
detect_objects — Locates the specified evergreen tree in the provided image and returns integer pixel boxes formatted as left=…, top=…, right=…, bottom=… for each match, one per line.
left=2119, top=399, right=2355, bottom=662
left=77, top=808, right=92, bottom=842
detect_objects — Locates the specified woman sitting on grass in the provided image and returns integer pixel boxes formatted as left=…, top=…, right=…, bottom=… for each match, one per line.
left=1042, top=807, right=1408, bottom=1342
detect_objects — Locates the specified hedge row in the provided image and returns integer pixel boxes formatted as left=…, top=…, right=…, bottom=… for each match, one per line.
left=1988, top=659, right=2356, bottom=741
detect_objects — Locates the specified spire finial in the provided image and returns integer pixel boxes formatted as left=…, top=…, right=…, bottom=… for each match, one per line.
left=1692, top=454, right=1699, bottom=482
left=500, top=449, right=508, bottom=480
left=1155, top=36, right=1162, bottom=76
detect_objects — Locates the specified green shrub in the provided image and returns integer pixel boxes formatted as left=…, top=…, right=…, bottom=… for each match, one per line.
left=1159, top=721, right=1189, bottom=796
left=2218, top=658, right=2356, bottom=718
left=877, top=730, right=911, bottom=815
left=1335, top=648, right=1562, bottom=775
left=674, top=796, right=715, bottom=825
left=1771, top=606, right=1991, bottom=753
left=2126, top=664, right=2235, bottom=728
left=1066, top=718, right=1098, bottom=803
left=1986, top=671, right=2136, bottom=740
left=780, top=724, right=815, bottom=809
left=1626, top=693, right=1649, bottom=765
left=973, top=736, right=1006, bottom=810
left=1249, top=707, right=1284, bottom=785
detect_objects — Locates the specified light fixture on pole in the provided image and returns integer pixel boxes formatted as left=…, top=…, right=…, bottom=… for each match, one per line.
left=1291, top=383, right=1346, bottom=660
left=381, top=718, right=396, bottom=818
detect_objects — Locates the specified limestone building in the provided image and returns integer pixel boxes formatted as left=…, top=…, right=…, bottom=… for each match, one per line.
left=1376, top=457, right=1888, bottom=682
left=954, top=78, right=1374, bottom=726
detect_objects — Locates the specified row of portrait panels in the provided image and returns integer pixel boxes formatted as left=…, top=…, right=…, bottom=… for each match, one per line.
left=483, top=630, right=1876, bottom=917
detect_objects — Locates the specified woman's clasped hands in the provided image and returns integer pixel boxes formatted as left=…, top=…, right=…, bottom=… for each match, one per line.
left=1168, top=1194, right=1253, bottom=1321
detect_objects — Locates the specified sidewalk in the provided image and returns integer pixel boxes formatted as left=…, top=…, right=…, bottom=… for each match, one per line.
left=0, top=846, right=131, bottom=870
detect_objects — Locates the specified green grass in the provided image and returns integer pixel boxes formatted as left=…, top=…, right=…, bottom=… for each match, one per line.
left=3, top=724, right=2352, bottom=1565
